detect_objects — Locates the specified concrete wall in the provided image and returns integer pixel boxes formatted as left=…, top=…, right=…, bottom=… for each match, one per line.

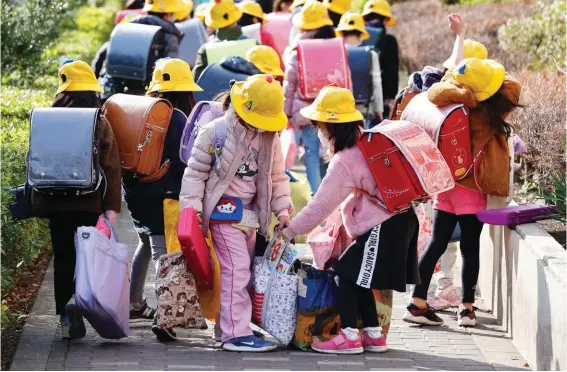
left=478, top=216, right=567, bottom=371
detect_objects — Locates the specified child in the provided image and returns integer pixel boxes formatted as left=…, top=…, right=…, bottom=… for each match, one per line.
left=122, top=58, right=202, bottom=341
left=281, top=86, right=420, bottom=354
left=174, top=0, right=194, bottom=22
left=361, top=0, right=398, bottom=120
left=403, top=58, right=522, bottom=327
left=31, top=60, right=122, bottom=340
left=322, top=0, right=351, bottom=27
left=237, top=0, right=267, bottom=26
left=283, top=0, right=335, bottom=195
left=245, top=45, right=285, bottom=81
left=179, top=74, right=293, bottom=351
left=193, top=0, right=252, bottom=81
left=336, top=12, right=383, bottom=122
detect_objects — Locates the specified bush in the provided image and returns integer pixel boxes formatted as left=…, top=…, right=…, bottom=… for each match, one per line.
left=509, top=71, right=566, bottom=193
left=498, top=1, right=566, bottom=71
left=390, top=0, right=535, bottom=74
left=1, top=87, right=53, bottom=294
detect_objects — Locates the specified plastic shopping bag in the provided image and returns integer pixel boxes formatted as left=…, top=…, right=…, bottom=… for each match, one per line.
left=294, top=264, right=340, bottom=350
left=261, top=270, right=298, bottom=345
left=308, top=207, right=353, bottom=270
left=75, top=218, right=129, bottom=339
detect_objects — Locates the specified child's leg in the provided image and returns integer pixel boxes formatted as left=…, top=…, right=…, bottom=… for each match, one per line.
left=301, top=125, right=322, bottom=194
left=211, top=224, right=255, bottom=343
left=336, top=276, right=361, bottom=331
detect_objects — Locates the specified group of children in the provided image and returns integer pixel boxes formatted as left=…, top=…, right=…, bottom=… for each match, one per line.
left=31, top=0, right=523, bottom=356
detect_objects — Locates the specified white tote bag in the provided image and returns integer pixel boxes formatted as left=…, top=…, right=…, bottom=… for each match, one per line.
left=75, top=218, right=130, bottom=339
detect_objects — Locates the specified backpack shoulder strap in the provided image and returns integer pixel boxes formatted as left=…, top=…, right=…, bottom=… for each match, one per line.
left=212, top=118, right=228, bottom=171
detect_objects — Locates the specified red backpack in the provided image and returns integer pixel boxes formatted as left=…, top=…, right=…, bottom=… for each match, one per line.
left=297, top=38, right=350, bottom=100
left=401, top=92, right=472, bottom=181
left=357, top=120, right=455, bottom=213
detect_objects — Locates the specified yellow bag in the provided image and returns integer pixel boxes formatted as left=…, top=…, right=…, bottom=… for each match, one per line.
left=270, top=171, right=311, bottom=243
left=163, top=199, right=221, bottom=321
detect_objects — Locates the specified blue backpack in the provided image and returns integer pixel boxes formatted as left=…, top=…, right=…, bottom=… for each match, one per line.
left=346, top=45, right=373, bottom=105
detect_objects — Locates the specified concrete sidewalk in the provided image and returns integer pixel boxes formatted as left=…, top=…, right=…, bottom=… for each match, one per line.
left=10, top=207, right=532, bottom=371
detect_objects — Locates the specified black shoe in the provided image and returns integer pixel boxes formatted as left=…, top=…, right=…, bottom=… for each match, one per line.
left=130, top=299, right=157, bottom=320
left=152, top=318, right=177, bottom=342
left=65, top=297, right=86, bottom=339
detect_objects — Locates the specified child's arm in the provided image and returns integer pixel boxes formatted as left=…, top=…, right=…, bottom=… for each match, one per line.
left=370, top=49, right=384, bottom=118
left=270, top=133, right=294, bottom=219
left=285, top=157, right=354, bottom=238
left=179, top=123, right=214, bottom=213
left=443, top=13, right=466, bottom=70
left=283, top=51, right=299, bottom=119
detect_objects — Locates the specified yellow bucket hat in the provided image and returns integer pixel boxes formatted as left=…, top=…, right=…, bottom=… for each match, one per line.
left=147, top=58, right=203, bottom=93
left=237, top=0, right=267, bottom=23
left=453, top=58, right=505, bottom=102
left=174, top=0, right=194, bottom=21
left=361, top=0, right=396, bottom=26
left=143, top=0, right=186, bottom=13
left=289, top=0, right=306, bottom=11
left=335, top=12, right=369, bottom=40
left=300, top=85, right=363, bottom=123
left=293, top=1, right=333, bottom=30
left=205, top=0, right=243, bottom=29
left=57, top=60, right=102, bottom=95
left=230, top=74, right=288, bottom=132
left=322, top=0, right=351, bottom=15
left=246, top=46, right=284, bottom=76
left=464, top=39, right=488, bottom=60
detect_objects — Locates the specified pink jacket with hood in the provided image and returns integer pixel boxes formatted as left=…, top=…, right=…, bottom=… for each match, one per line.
left=180, top=107, right=294, bottom=236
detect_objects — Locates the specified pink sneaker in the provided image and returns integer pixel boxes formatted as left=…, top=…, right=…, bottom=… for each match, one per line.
left=437, top=285, right=461, bottom=307
left=362, top=331, right=388, bottom=352
left=311, top=331, right=363, bottom=354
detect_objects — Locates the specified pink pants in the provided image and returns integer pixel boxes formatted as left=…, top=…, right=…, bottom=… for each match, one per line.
left=210, top=224, right=256, bottom=342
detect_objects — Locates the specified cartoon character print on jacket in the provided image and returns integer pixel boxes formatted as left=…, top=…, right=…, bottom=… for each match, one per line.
left=155, top=252, right=207, bottom=330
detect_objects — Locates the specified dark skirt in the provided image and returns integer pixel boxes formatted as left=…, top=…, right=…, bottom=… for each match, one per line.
left=333, top=209, right=420, bottom=292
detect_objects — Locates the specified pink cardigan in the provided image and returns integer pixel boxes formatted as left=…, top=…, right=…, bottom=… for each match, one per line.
left=289, top=146, right=393, bottom=238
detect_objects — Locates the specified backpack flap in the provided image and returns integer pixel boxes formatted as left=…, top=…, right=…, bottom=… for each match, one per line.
left=194, top=63, right=250, bottom=102
left=28, top=108, right=100, bottom=194
left=373, top=120, right=454, bottom=196
left=180, top=101, right=224, bottom=164
left=241, top=23, right=262, bottom=43
left=107, top=23, right=163, bottom=82
left=205, top=39, right=257, bottom=64
left=346, top=45, right=373, bottom=104
left=176, top=19, right=208, bottom=67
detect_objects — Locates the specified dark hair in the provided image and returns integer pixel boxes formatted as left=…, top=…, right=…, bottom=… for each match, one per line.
left=328, top=10, right=342, bottom=27
left=238, top=13, right=261, bottom=26
left=273, top=0, right=293, bottom=12
left=313, top=25, right=336, bottom=39
left=341, top=29, right=363, bottom=38
left=363, top=13, right=386, bottom=24
left=314, top=120, right=362, bottom=154
left=148, top=91, right=197, bottom=117
left=148, top=11, right=168, bottom=18
left=214, top=90, right=232, bottom=111
left=52, top=91, right=101, bottom=108
left=476, top=91, right=522, bottom=138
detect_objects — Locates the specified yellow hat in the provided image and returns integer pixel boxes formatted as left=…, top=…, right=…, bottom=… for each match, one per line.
left=289, top=0, right=306, bottom=11
left=147, top=58, right=203, bottom=93
left=361, top=0, right=396, bottom=26
left=322, top=0, right=351, bottom=15
left=453, top=58, right=505, bottom=102
left=246, top=46, right=284, bottom=76
left=143, top=0, right=186, bottom=13
left=230, top=74, right=288, bottom=131
left=237, top=0, right=267, bottom=23
left=205, top=0, right=243, bottom=28
left=194, top=2, right=209, bottom=20
left=335, top=12, right=369, bottom=40
left=293, top=1, right=333, bottom=30
left=57, top=60, right=102, bottom=95
left=300, top=85, right=363, bottom=123
left=174, top=0, right=194, bottom=21
left=464, top=39, right=488, bottom=60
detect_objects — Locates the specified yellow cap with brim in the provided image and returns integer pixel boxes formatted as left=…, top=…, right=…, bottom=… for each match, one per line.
left=335, top=12, right=369, bottom=40
left=230, top=74, right=288, bottom=132
left=293, top=1, right=333, bottom=30
left=322, top=0, right=351, bottom=16
left=300, top=85, right=363, bottom=123
left=57, top=60, right=103, bottom=95
left=453, top=58, right=505, bottom=102
left=237, top=0, right=267, bottom=23
left=246, top=46, right=284, bottom=76
left=205, top=0, right=243, bottom=29
left=174, top=0, right=194, bottom=21
left=147, top=58, right=203, bottom=93
left=143, top=0, right=187, bottom=13
left=361, top=0, right=396, bottom=26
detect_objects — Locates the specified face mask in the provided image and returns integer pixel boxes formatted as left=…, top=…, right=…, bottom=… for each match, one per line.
left=317, top=129, right=331, bottom=148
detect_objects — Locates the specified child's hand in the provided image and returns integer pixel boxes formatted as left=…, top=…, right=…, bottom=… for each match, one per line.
left=276, top=215, right=290, bottom=231
left=280, top=226, right=296, bottom=242
left=104, top=210, right=118, bottom=224
left=448, top=13, right=466, bottom=35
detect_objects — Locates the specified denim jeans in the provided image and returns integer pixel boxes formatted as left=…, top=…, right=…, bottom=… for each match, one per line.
left=295, top=125, right=321, bottom=195
left=130, top=233, right=167, bottom=305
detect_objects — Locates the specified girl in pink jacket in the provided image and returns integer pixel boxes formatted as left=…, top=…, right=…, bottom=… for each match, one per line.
left=281, top=86, right=420, bottom=355
left=179, top=74, right=293, bottom=352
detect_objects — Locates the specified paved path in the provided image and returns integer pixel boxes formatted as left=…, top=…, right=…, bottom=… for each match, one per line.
left=10, top=205, right=532, bottom=371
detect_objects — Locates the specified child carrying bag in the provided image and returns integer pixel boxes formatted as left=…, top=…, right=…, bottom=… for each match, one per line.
left=75, top=217, right=130, bottom=339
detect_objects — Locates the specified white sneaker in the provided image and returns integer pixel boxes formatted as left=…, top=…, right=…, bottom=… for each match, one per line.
left=457, top=305, right=477, bottom=327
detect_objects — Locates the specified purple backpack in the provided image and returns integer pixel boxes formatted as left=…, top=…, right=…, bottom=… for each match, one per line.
left=180, top=101, right=226, bottom=165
